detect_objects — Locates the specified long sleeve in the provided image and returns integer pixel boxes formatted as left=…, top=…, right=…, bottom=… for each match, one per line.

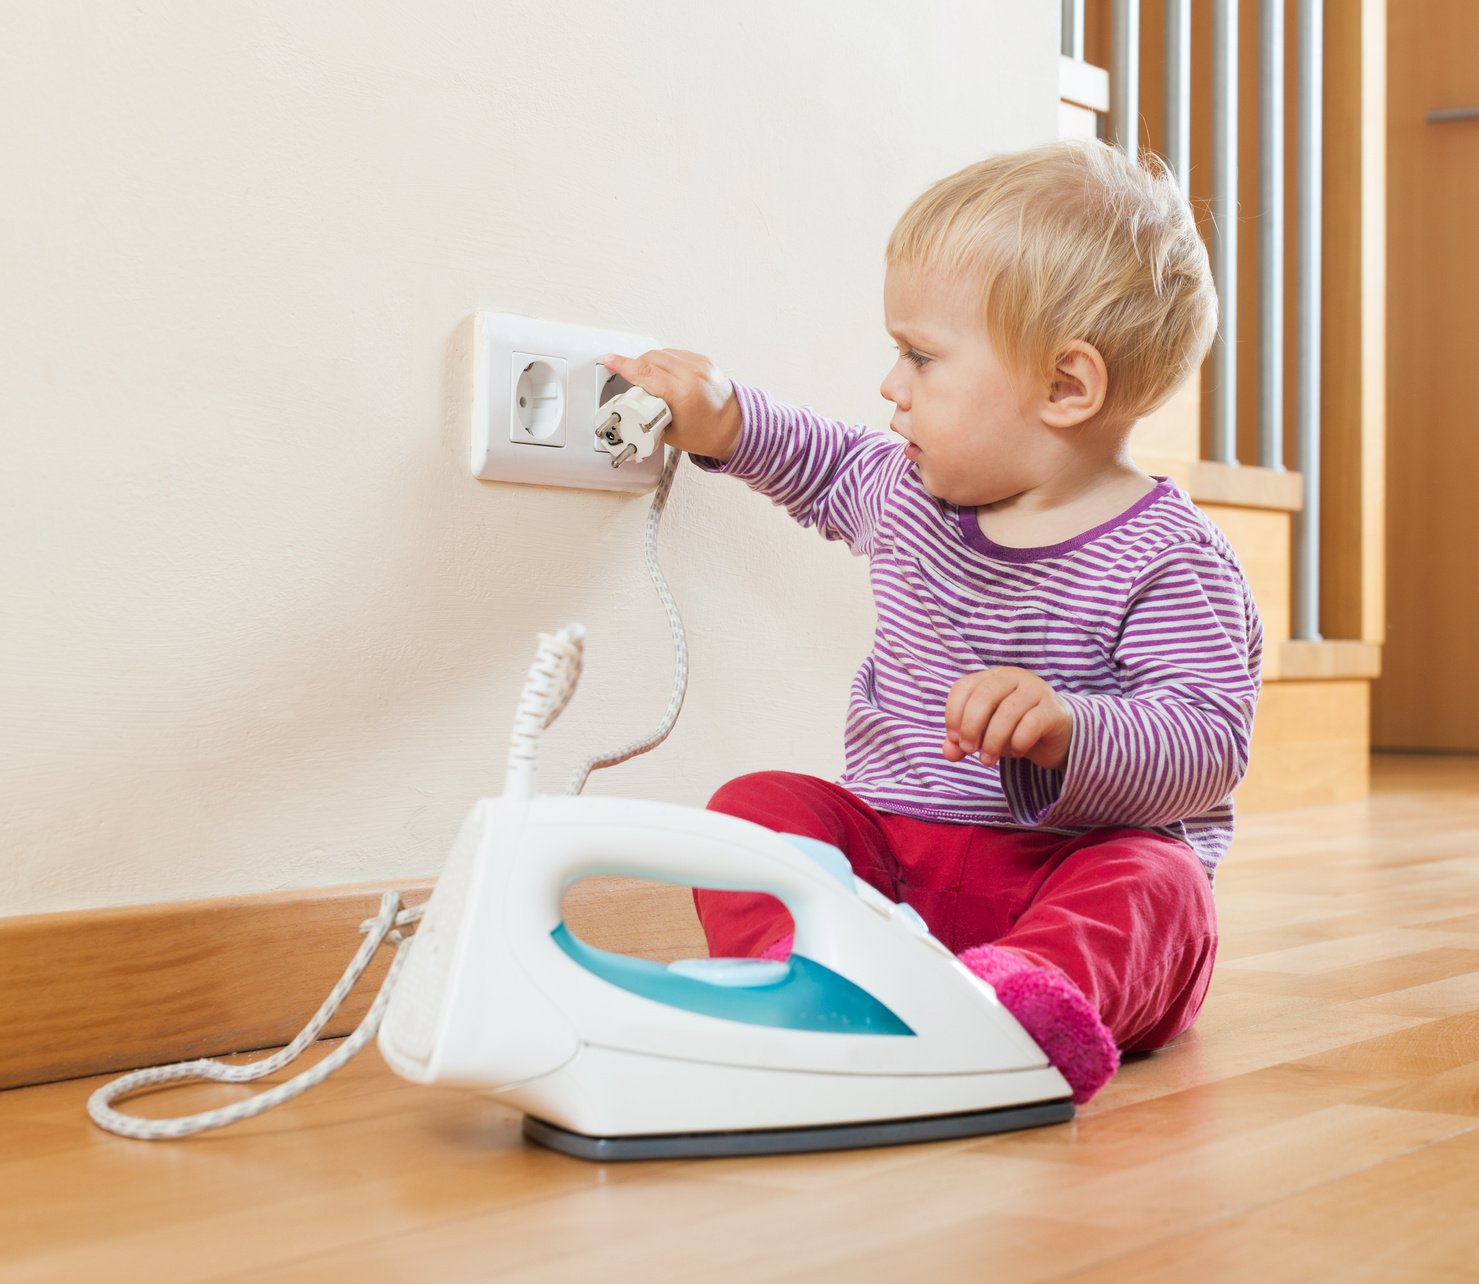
left=999, top=541, right=1262, bottom=830
left=696, top=383, right=905, bottom=555
left=700, top=379, right=1256, bottom=871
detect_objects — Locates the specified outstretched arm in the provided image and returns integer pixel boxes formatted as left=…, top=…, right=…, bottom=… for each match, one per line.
left=600, top=350, right=743, bottom=462
left=605, top=350, right=905, bottom=554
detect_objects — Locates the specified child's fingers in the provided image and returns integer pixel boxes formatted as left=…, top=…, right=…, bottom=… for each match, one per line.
left=1006, top=703, right=1058, bottom=759
left=1007, top=702, right=1043, bottom=751
left=1013, top=700, right=1073, bottom=770
left=600, top=349, right=685, bottom=400
left=943, top=669, right=1068, bottom=771
left=953, top=676, right=1010, bottom=752
left=942, top=673, right=984, bottom=739
left=599, top=352, right=641, bottom=379
left=941, top=735, right=971, bottom=762
left=977, top=686, right=1042, bottom=765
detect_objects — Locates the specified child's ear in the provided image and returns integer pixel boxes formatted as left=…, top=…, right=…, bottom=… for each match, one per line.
left=1042, top=342, right=1108, bottom=428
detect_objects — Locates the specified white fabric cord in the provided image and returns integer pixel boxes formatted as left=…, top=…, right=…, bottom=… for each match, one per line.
left=86, top=443, right=687, bottom=1141
left=566, top=446, right=687, bottom=795
left=87, top=892, right=423, bottom=1140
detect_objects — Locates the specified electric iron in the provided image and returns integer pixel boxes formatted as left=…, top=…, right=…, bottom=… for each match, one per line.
left=87, top=435, right=1073, bottom=1159
left=377, top=622, right=1075, bottom=1160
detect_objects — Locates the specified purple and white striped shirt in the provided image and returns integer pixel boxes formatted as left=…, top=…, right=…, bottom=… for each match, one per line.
left=703, top=384, right=1263, bottom=875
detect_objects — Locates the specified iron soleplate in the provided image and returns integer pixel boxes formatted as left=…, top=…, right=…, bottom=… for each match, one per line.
left=523, top=1097, right=1075, bottom=1162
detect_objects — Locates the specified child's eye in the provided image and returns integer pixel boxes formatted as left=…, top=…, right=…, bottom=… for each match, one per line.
left=904, top=349, right=930, bottom=368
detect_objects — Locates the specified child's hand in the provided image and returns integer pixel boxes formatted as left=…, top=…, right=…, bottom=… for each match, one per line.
left=601, top=349, right=743, bottom=462
left=943, top=667, right=1073, bottom=772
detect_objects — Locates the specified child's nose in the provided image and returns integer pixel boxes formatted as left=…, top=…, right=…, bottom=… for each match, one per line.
left=881, top=363, right=910, bottom=410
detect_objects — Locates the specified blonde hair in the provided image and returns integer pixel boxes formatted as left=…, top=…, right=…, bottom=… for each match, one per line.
left=886, top=139, right=1216, bottom=423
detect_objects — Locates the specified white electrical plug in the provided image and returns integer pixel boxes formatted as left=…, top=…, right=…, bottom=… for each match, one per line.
left=595, top=386, right=672, bottom=468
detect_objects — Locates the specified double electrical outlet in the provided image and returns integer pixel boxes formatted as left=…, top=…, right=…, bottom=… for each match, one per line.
left=470, top=312, right=665, bottom=492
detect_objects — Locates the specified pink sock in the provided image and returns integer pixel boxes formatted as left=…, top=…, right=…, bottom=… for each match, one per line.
left=957, top=943, right=1119, bottom=1105
left=757, top=932, right=793, bottom=962
left=754, top=935, right=1117, bottom=1104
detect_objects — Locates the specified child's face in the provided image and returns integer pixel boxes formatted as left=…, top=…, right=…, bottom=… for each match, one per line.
left=881, top=266, right=1066, bottom=508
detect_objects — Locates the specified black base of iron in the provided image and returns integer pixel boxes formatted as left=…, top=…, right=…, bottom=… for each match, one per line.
left=523, top=1097, right=1076, bottom=1162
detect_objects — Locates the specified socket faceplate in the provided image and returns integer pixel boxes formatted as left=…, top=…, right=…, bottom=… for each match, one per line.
left=471, top=313, right=664, bottom=492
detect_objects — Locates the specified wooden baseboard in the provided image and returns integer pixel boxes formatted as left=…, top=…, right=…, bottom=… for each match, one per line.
left=0, top=881, right=435, bottom=1092
left=0, top=876, right=709, bottom=1092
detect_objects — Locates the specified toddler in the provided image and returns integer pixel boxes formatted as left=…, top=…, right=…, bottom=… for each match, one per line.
left=602, top=139, right=1258, bottom=1104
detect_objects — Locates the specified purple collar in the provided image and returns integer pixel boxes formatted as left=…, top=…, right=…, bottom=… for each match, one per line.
left=955, top=477, right=1175, bottom=563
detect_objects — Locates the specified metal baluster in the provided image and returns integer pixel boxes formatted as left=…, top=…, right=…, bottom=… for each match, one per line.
left=1293, top=0, right=1322, bottom=639
left=1259, top=0, right=1285, bottom=470
left=1164, top=0, right=1192, bottom=196
left=1210, top=0, right=1239, bottom=464
left=1062, top=0, right=1086, bottom=60
left=1111, top=0, right=1141, bottom=161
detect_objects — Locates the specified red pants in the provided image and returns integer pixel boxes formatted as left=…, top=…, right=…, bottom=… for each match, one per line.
left=693, top=772, right=1218, bottom=1052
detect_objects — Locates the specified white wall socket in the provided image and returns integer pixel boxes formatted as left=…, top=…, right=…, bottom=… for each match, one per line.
left=471, top=312, right=665, bottom=492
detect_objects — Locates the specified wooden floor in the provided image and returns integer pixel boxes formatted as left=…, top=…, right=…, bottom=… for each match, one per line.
left=8, top=753, right=1479, bottom=1283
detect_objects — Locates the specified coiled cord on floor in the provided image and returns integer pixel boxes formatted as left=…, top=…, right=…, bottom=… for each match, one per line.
left=87, top=892, right=422, bottom=1140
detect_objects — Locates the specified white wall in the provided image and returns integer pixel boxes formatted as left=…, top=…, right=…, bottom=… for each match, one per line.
left=0, top=2, right=1058, bottom=915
